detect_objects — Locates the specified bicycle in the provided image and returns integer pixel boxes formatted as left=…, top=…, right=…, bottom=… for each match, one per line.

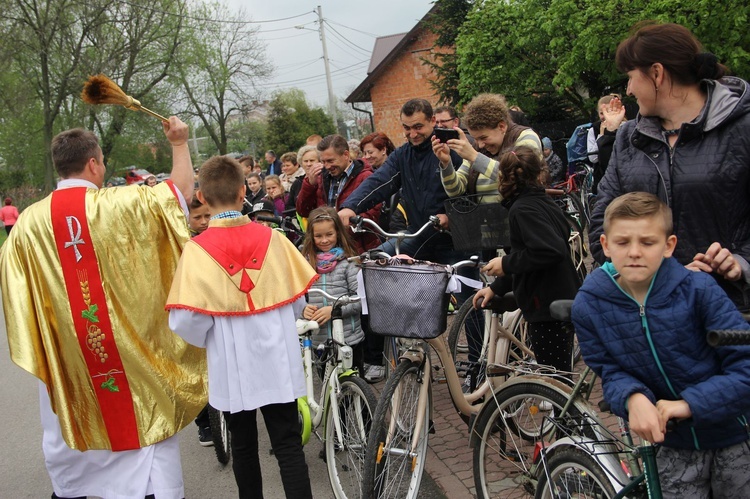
left=255, top=208, right=305, bottom=247
left=207, top=405, right=231, bottom=464
left=349, top=214, right=451, bottom=380
left=347, top=224, right=548, bottom=499
left=527, top=302, right=750, bottom=499
left=295, top=287, right=379, bottom=499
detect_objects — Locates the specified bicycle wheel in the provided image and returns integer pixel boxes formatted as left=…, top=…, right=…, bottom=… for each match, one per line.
left=448, top=299, right=533, bottom=392
left=565, top=192, right=588, bottom=231
left=447, top=294, right=485, bottom=386
left=535, top=447, right=616, bottom=499
left=362, top=359, right=430, bottom=499
left=208, top=405, right=231, bottom=465
left=326, top=375, right=379, bottom=499
left=473, top=381, right=595, bottom=498
left=565, top=213, right=588, bottom=284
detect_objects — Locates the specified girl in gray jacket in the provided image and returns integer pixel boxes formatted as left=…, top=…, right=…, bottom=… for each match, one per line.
left=301, top=206, right=365, bottom=372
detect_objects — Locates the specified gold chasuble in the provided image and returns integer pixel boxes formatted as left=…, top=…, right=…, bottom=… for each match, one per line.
left=166, top=216, right=318, bottom=315
left=0, top=182, right=207, bottom=451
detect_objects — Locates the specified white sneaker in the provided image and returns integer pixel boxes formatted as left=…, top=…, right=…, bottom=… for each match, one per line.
left=365, top=364, right=385, bottom=383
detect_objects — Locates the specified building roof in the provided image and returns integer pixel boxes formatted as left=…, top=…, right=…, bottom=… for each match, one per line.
left=345, top=5, right=439, bottom=103
left=367, top=33, right=407, bottom=74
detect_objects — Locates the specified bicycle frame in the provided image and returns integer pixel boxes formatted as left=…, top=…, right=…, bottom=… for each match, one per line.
left=379, top=317, right=536, bottom=461
left=297, top=290, right=361, bottom=446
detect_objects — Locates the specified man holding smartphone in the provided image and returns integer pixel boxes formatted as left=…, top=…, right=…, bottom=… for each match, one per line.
left=432, top=93, right=541, bottom=203
left=338, top=98, right=463, bottom=259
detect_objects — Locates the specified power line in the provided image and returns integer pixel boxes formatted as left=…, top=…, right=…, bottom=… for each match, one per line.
left=326, top=35, right=370, bottom=61
left=110, top=0, right=315, bottom=25
left=269, top=60, right=368, bottom=87
left=325, top=19, right=380, bottom=38
left=323, top=21, right=373, bottom=54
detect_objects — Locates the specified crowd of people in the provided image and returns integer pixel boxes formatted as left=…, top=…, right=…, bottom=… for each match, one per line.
left=0, top=20, right=748, bottom=499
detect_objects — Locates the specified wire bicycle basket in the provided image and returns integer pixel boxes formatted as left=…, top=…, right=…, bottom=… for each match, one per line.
left=444, top=195, right=511, bottom=251
left=359, top=258, right=452, bottom=339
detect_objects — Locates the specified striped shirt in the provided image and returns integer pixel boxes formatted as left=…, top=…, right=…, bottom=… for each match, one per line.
left=441, top=129, right=542, bottom=203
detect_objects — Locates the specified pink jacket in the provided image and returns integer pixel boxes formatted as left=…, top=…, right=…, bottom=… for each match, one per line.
left=0, top=205, right=19, bottom=226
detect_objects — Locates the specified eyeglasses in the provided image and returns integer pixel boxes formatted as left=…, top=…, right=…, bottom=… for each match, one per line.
left=435, top=118, right=457, bottom=127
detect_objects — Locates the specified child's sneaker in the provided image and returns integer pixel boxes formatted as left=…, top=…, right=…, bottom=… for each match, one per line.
left=364, top=364, right=385, bottom=383
left=198, top=426, right=214, bottom=447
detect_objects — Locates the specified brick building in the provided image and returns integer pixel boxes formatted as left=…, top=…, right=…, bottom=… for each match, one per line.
left=345, top=6, right=446, bottom=146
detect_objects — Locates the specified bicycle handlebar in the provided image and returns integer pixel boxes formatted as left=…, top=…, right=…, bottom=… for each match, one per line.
left=349, top=215, right=442, bottom=240
left=706, top=329, right=750, bottom=346
left=307, top=288, right=361, bottom=306
left=255, top=214, right=283, bottom=225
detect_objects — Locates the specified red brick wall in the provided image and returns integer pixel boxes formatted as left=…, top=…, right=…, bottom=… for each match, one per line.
left=370, top=29, right=444, bottom=147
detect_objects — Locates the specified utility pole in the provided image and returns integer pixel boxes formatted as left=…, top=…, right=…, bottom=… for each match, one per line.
left=317, top=5, right=337, bottom=131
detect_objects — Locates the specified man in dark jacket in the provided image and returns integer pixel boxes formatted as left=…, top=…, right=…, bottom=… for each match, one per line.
left=296, top=134, right=381, bottom=253
left=264, top=150, right=282, bottom=176
left=338, top=98, right=464, bottom=259
left=590, top=76, right=750, bottom=312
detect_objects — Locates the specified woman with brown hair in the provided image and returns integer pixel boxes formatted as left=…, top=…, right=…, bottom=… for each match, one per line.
left=590, top=21, right=750, bottom=313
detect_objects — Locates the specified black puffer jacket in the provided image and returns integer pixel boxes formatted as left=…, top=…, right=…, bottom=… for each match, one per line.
left=590, top=76, right=750, bottom=311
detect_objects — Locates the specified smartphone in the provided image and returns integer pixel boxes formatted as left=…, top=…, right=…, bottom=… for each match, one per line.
left=434, top=127, right=460, bottom=142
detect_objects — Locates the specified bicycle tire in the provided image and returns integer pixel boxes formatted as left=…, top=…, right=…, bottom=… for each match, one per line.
left=298, top=397, right=312, bottom=445
left=565, top=192, right=588, bottom=232
left=362, top=359, right=430, bottom=499
left=208, top=405, right=231, bottom=465
left=565, top=213, right=588, bottom=285
left=326, top=375, right=379, bottom=499
left=535, top=447, right=616, bottom=499
left=448, top=298, right=533, bottom=392
left=473, top=381, right=596, bottom=498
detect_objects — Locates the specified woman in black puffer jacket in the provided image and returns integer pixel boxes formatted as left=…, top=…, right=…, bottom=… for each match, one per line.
left=590, top=21, right=750, bottom=313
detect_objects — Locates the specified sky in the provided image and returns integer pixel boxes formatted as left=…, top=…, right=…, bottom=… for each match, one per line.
left=224, top=0, right=435, bottom=108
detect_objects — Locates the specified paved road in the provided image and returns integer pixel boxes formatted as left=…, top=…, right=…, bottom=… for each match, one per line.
left=0, top=300, right=446, bottom=498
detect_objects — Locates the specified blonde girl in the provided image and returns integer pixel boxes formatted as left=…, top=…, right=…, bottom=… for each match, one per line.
left=300, top=206, right=364, bottom=371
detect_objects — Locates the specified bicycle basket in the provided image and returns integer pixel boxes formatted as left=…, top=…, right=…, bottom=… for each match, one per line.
left=445, top=195, right=511, bottom=251
left=360, top=260, right=451, bottom=339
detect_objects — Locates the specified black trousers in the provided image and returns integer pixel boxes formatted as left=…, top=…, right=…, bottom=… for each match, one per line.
left=224, top=402, right=312, bottom=499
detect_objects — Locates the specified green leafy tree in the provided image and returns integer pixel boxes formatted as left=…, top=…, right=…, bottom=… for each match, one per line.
left=265, top=89, right=336, bottom=155
left=421, top=0, right=474, bottom=107
left=2, top=0, right=110, bottom=191
left=455, top=0, right=563, bottom=115
left=454, top=0, right=750, bottom=120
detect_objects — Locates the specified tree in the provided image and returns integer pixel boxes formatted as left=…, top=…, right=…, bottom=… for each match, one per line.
left=81, top=0, right=188, bottom=178
left=265, top=89, right=336, bottom=154
left=173, top=2, right=272, bottom=155
left=420, top=0, right=474, bottom=107
left=2, top=0, right=110, bottom=191
left=453, top=0, right=750, bottom=119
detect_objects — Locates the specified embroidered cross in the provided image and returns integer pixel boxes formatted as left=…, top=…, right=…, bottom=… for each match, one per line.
left=64, top=216, right=85, bottom=262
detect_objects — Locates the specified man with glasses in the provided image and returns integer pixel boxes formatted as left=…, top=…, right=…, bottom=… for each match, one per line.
left=435, top=105, right=477, bottom=149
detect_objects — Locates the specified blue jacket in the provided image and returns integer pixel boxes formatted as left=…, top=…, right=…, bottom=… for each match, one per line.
left=341, top=136, right=462, bottom=233
left=572, top=257, right=750, bottom=450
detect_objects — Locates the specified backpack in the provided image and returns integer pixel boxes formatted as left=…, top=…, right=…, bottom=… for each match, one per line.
left=566, top=122, right=592, bottom=165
